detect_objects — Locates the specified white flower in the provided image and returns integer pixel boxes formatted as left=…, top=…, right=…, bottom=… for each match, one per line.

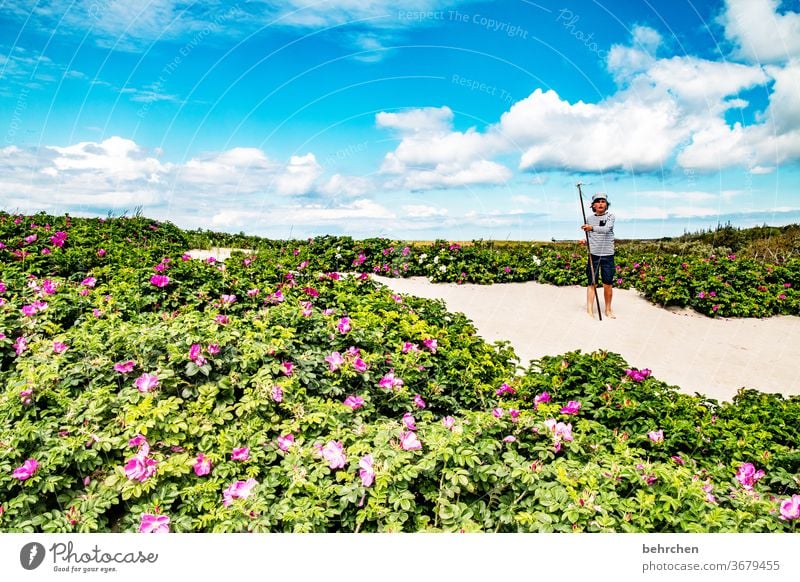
left=433, top=256, right=439, bottom=264
left=439, top=265, right=447, bottom=272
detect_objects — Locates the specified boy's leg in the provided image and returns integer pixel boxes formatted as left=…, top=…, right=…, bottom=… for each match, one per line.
left=586, top=285, right=595, bottom=316
left=603, top=284, right=615, bottom=318
left=600, top=255, right=616, bottom=318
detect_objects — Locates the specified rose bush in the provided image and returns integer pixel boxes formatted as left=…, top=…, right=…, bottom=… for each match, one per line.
left=1, top=212, right=797, bottom=532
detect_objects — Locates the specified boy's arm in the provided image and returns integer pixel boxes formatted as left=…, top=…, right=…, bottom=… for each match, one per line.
left=591, top=213, right=614, bottom=234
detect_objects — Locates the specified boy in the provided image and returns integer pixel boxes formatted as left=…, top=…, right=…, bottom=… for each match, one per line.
left=580, top=193, right=615, bottom=318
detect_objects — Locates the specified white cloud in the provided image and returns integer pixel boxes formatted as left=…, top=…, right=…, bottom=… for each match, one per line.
left=500, top=89, right=683, bottom=172
left=274, top=153, right=323, bottom=196
left=720, top=0, right=800, bottom=64
left=319, top=174, right=373, bottom=197
left=0, top=139, right=339, bottom=218
left=181, top=147, right=276, bottom=191
left=211, top=198, right=395, bottom=229
left=378, top=106, right=510, bottom=189
left=401, top=204, right=448, bottom=218
left=376, top=106, right=455, bottom=135
left=47, top=136, right=169, bottom=180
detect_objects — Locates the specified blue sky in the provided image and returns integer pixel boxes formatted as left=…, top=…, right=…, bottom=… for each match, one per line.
left=1, top=0, right=799, bottom=241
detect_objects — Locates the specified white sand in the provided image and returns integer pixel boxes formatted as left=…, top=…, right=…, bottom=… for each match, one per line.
left=372, top=276, right=800, bottom=402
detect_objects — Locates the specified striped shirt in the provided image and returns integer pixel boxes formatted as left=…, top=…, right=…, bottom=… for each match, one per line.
left=586, top=211, right=615, bottom=256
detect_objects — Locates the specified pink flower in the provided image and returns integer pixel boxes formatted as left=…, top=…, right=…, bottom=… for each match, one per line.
left=277, top=434, right=295, bottom=451
left=321, top=440, right=347, bottom=469
left=149, top=274, right=170, bottom=288
left=379, top=372, right=404, bottom=390
left=359, top=454, right=375, bottom=487
left=97, top=248, right=106, bottom=257
left=534, top=391, right=551, bottom=405
left=128, top=434, right=149, bottom=449
left=503, top=435, right=516, bottom=443
left=207, top=343, right=221, bottom=355
left=779, top=495, right=800, bottom=520
left=413, top=394, right=426, bottom=409
left=13, top=336, right=28, bottom=356
left=352, top=357, right=367, bottom=373
left=671, top=455, right=685, bottom=465
left=337, top=317, right=351, bottom=333
left=402, top=341, right=419, bottom=353
left=625, top=368, right=651, bottom=382
left=422, top=338, right=438, bottom=353
left=282, top=361, right=294, bottom=376
left=53, top=341, right=68, bottom=354
left=114, top=360, right=136, bottom=374
left=442, top=416, right=455, bottom=430
left=222, top=478, right=258, bottom=507
left=124, top=455, right=158, bottom=482
left=138, top=513, right=170, bottom=533
left=81, top=277, right=97, bottom=287
left=495, top=383, right=515, bottom=396
left=220, top=294, right=237, bottom=304
left=325, top=351, right=344, bottom=371
left=134, top=373, right=159, bottom=393
left=647, top=430, right=664, bottom=443
left=492, top=407, right=504, bottom=418
left=193, top=453, right=212, bottom=477
left=400, top=431, right=422, bottom=451
left=231, top=447, right=250, bottom=462
left=560, top=401, right=581, bottom=415
left=12, top=458, right=39, bottom=481
left=271, top=385, right=283, bottom=403
left=402, top=412, right=417, bottom=431
left=188, top=343, right=207, bottom=366
left=20, top=387, right=33, bottom=406
left=735, top=462, right=765, bottom=490
left=214, top=314, right=229, bottom=325
left=343, top=395, right=365, bottom=410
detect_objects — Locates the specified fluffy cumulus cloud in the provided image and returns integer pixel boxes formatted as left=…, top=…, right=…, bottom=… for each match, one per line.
left=273, top=154, right=323, bottom=196
left=0, top=138, right=332, bottom=216
left=377, top=106, right=511, bottom=189
left=0, top=137, right=169, bottom=211
left=498, top=88, right=683, bottom=172
left=375, top=1, right=800, bottom=179
left=210, top=198, right=395, bottom=230
left=719, top=0, right=800, bottom=64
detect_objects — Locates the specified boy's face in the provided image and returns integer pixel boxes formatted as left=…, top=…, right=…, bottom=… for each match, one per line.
left=592, top=199, right=608, bottom=213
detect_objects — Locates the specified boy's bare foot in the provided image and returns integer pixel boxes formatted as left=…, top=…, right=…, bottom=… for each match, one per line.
left=587, top=307, right=595, bottom=318
left=605, top=310, right=616, bottom=319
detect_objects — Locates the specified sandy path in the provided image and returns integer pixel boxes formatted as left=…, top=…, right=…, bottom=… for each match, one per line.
left=373, top=276, right=800, bottom=402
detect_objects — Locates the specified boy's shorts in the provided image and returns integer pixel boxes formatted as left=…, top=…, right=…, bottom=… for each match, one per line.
left=586, top=254, right=615, bottom=285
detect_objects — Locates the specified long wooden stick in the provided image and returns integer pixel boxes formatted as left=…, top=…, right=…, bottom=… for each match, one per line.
left=577, top=183, right=603, bottom=321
